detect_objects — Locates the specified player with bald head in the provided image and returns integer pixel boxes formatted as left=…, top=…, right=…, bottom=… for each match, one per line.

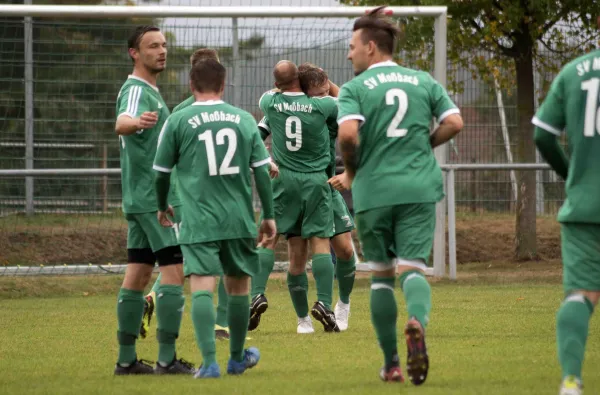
left=250, top=60, right=340, bottom=334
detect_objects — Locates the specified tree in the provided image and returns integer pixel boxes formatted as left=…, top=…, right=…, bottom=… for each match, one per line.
left=343, top=0, right=600, bottom=260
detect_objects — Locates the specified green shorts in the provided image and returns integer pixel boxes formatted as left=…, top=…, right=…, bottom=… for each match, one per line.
left=561, top=223, right=600, bottom=294
left=272, top=167, right=333, bottom=239
left=332, top=189, right=355, bottom=237
left=355, top=203, right=436, bottom=271
left=125, top=212, right=179, bottom=252
left=181, top=238, right=259, bottom=278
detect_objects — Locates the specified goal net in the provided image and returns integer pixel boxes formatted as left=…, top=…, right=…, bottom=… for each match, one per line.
left=0, top=4, right=448, bottom=276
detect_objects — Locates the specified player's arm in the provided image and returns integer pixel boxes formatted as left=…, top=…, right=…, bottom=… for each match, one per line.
left=532, top=74, right=568, bottom=180
left=328, top=80, right=340, bottom=98
left=430, top=114, right=463, bottom=148
left=258, top=116, right=271, bottom=141
left=332, top=84, right=363, bottom=188
left=249, top=127, right=277, bottom=245
left=115, top=86, right=158, bottom=136
left=153, top=118, right=178, bottom=226
left=428, top=79, right=463, bottom=148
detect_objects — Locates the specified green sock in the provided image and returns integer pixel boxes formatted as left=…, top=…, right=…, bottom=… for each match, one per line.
left=557, top=294, right=594, bottom=379
left=311, top=253, right=334, bottom=310
left=155, top=284, right=184, bottom=366
left=228, top=295, right=250, bottom=362
left=251, top=248, right=275, bottom=299
left=191, top=291, right=217, bottom=366
left=399, top=270, right=432, bottom=328
left=215, top=277, right=228, bottom=328
left=287, top=271, right=309, bottom=318
left=370, top=277, right=399, bottom=369
left=335, top=253, right=356, bottom=304
left=150, top=273, right=161, bottom=294
left=116, top=288, right=145, bottom=365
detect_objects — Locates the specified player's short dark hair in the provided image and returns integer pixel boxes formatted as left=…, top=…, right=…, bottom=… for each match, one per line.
left=190, top=48, right=219, bottom=65
left=127, top=25, right=161, bottom=61
left=190, top=59, right=226, bottom=93
left=298, top=66, right=328, bottom=93
left=298, top=62, right=319, bottom=73
left=352, top=6, right=401, bottom=55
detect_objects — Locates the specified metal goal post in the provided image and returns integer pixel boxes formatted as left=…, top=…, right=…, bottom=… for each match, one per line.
left=0, top=4, right=449, bottom=276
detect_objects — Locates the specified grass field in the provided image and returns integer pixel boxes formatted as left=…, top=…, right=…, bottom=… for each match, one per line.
left=1, top=264, right=599, bottom=395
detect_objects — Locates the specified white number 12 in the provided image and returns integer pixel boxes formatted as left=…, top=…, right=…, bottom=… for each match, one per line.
left=197, top=128, right=240, bottom=176
left=581, top=78, right=600, bottom=137
left=386, top=88, right=409, bottom=137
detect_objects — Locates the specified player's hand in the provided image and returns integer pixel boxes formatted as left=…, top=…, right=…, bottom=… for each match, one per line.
left=137, top=111, right=158, bottom=129
left=166, top=205, right=175, bottom=218
left=269, top=162, right=280, bottom=178
left=257, top=219, right=277, bottom=248
left=157, top=208, right=174, bottom=228
left=328, top=172, right=352, bottom=191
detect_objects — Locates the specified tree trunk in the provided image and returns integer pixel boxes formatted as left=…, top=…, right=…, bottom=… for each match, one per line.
left=513, top=49, right=538, bottom=261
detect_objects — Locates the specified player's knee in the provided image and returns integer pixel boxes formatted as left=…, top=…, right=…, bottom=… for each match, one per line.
left=155, top=245, right=183, bottom=266
left=333, top=239, right=354, bottom=261
left=127, top=248, right=155, bottom=265
left=581, top=291, right=600, bottom=306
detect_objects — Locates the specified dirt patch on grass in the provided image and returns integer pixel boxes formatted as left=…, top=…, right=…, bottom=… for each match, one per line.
left=0, top=213, right=561, bottom=266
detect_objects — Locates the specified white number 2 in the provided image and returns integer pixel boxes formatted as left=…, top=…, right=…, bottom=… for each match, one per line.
left=197, top=128, right=240, bottom=176
left=581, top=78, right=600, bottom=137
left=285, top=116, right=302, bottom=151
left=386, top=88, right=409, bottom=137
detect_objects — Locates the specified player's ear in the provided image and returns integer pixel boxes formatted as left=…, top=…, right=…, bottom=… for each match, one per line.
left=189, top=80, right=196, bottom=94
left=128, top=47, right=138, bottom=62
left=367, top=40, right=377, bottom=56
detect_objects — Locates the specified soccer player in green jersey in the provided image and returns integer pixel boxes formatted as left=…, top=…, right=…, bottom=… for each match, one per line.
left=113, top=25, right=194, bottom=376
left=250, top=64, right=357, bottom=331
left=297, top=64, right=357, bottom=330
left=143, top=47, right=232, bottom=341
left=333, top=9, right=463, bottom=384
left=533, top=17, right=600, bottom=395
left=252, top=61, right=340, bottom=334
left=154, top=58, right=276, bottom=378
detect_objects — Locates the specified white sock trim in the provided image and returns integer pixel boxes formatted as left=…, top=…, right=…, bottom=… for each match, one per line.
left=371, top=283, right=394, bottom=291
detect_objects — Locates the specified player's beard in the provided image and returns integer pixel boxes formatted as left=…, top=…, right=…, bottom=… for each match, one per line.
left=146, top=61, right=165, bottom=75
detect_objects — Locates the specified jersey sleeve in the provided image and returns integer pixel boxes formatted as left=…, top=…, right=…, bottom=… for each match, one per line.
left=117, top=85, right=150, bottom=119
left=337, top=83, right=365, bottom=126
left=249, top=119, right=271, bottom=169
left=172, top=95, right=194, bottom=114
left=258, top=91, right=275, bottom=114
left=258, top=116, right=271, bottom=140
left=429, top=78, right=460, bottom=123
left=532, top=72, right=565, bottom=136
left=153, top=117, right=177, bottom=173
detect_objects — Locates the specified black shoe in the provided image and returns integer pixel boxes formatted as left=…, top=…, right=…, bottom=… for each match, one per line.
left=248, top=294, right=268, bottom=331
left=114, top=358, right=154, bottom=375
left=154, top=357, right=196, bottom=375
left=404, top=317, right=429, bottom=386
left=310, top=301, right=340, bottom=332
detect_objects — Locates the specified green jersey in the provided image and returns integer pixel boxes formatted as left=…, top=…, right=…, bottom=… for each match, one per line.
left=173, top=95, right=194, bottom=113
left=259, top=91, right=337, bottom=173
left=116, top=75, right=180, bottom=213
left=153, top=100, right=271, bottom=244
left=532, top=50, right=600, bottom=224
left=337, top=61, right=459, bottom=213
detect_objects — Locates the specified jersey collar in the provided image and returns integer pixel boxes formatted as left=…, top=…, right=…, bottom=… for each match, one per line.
left=367, top=60, right=398, bottom=70
left=282, top=92, right=305, bottom=96
left=192, top=100, right=225, bottom=106
left=127, top=75, right=159, bottom=92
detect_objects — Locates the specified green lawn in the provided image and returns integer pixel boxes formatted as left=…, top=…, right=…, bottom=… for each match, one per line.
left=0, top=275, right=598, bottom=395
